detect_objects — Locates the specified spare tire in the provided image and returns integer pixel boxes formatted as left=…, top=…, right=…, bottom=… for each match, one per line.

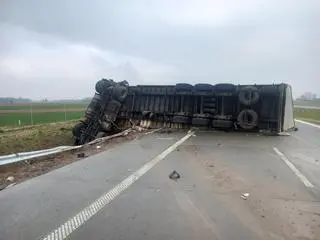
left=238, top=86, right=260, bottom=105
left=237, top=109, right=258, bottom=130
left=112, top=86, right=128, bottom=102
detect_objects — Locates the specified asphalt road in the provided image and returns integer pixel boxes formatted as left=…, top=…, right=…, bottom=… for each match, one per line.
left=0, top=123, right=320, bottom=240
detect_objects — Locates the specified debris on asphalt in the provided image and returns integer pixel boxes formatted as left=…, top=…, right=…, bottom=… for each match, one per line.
left=77, top=153, right=86, bottom=158
left=6, top=176, right=15, bottom=182
left=169, top=170, right=181, bottom=180
left=241, top=193, right=250, bottom=200
left=217, top=143, right=222, bottom=146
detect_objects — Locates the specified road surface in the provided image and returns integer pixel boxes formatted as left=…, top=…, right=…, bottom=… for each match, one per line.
left=0, top=122, right=319, bottom=240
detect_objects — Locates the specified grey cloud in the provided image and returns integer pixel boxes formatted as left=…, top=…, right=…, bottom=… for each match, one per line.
left=0, top=0, right=319, bottom=99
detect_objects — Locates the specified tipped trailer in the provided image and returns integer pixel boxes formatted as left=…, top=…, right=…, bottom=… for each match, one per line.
left=72, top=79, right=295, bottom=145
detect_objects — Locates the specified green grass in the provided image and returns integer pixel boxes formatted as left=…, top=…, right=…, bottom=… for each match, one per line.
left=0, top=111, right=84, bottom=126
left=294, top=108, right=320, bottom=122
left=0, top=103, right=87, bottom=110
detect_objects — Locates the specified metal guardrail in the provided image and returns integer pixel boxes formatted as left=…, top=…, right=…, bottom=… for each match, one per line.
left=0, top=146, right=82, bottom=166
left=0, top=128, right=140, bottom=166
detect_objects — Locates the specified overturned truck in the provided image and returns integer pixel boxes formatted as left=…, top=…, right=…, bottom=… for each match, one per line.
left=73, top=79, right=295, bottom=145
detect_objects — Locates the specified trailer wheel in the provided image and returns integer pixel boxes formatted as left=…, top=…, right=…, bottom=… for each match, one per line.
left=72, top=122, right=87, bottom=145
left=173, top=113, right=190, bottom=123
left=194, top=84, right=213, bottom=91
left=176, top=83, right=193, bottom=92
left=113, top=86, right=128, bottom=102
left=215, top=83, right=235, bottom=92
left=238, top=86, right=260, bottom=105
left=237, top=109, right=258, bottom=130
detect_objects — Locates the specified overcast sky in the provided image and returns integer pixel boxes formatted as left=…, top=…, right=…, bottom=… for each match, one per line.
left=0, top=0, right=319, bottom=99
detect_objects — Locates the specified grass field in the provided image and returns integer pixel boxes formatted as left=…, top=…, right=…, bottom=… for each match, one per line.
left=0, top=103, right=87, bottom=110
left=294, top=108, right=320, bottom=122
left=0, top=111, right=84, bottom=126
left=0, top=103, right=86, bottom=127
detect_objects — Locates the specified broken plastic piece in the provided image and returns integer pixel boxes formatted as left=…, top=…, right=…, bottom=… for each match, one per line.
left=169, top=170, right=181, bottom=180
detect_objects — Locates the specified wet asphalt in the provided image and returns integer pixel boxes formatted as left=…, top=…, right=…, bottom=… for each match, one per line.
left=0, top=122, right=319, bottom=240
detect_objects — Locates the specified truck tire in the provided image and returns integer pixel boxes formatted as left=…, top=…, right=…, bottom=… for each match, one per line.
left=173, top=112, right=190, bottom=123
left=215, top=83, right=235, bottom=92
left=113, top=86, right=128, bottom=102
left=105, top=100, right=122, bottom=122
left=85, top=93, right=102, bottom=119
left=238, top=86, right=260, bottom=105
left=237, top=109, right=258, bottom=130
left=95, top=79, right=111, bottom=94
left=194, top=84, right=213, bottom=91
left=176, top=83, right=193, bottom=92
left=73, top=122, right=87, bottom=145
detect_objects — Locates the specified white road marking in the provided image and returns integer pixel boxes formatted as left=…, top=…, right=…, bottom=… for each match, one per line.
left=40, top=131, right=194, bottom=240
left=273, top=147, right=314, bottom=188
left=295, top=119, right=320, bottom=129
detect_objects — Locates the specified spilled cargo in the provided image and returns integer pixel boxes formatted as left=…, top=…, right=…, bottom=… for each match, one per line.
left=73, top=79, right=295, bottom=145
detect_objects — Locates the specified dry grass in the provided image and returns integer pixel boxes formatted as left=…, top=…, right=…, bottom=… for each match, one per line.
left=0, top=121, right=76, bottom=155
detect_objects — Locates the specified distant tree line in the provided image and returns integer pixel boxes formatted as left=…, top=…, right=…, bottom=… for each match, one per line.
left=0, top=97, right=32, bottom=104
left=0, top=97, right=91, bottom=104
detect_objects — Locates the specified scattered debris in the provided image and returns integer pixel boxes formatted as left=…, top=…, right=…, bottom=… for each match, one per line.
left=169, top=170, right=181, bottom=180
left=217, top=143, right=222, bottom=146
left=96, top=146, right=101, bottom=149
left=241, top=193, right=250, bottom=200
left=77, top=153, right=86, bottom=158
left=6, top=176, right=15, bottom=182
left=208, top=164, right=215, bottom=168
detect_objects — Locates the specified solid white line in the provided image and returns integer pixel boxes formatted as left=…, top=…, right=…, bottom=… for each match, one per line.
left=40, top=131, right=194, bottom=240
left=273, top=147, right=314, bottom=188
left=295, top=119, right=320, bottom=129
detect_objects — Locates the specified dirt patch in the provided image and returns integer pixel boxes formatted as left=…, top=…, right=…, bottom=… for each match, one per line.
left=0, top=130, right=143, bottom=191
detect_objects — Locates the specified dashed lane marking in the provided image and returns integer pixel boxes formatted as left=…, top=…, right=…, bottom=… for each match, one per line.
left=273, top=147, right=314, bottom=188
left=39, top=131, right=195, bottom=240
